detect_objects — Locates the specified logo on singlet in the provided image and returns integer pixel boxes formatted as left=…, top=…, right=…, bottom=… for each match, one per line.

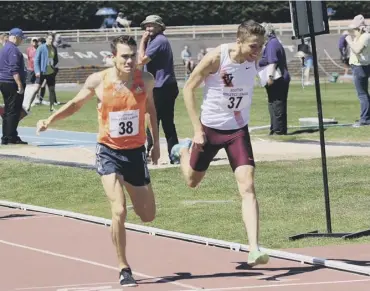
left=221, top=72, right=234, bottom=87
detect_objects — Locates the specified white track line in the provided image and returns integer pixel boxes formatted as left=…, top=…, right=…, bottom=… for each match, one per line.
left=15, top=281, right=119, bottom=290
left=21, top=135, right=96, bottom=144
left=0, top=239, right=199, bottom=290
left=0, top=215, right=57, bottom=221
left=174, top=278, right=370, bottom=291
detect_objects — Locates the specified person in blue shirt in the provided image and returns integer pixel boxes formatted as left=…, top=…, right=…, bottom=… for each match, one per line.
left=0, top=28, right=28, bottom=145
left=259, top=23, right=290, bottom=135
left=25, top=33, right=59, bottom=112
left=138, top=15, right=179, bottom=164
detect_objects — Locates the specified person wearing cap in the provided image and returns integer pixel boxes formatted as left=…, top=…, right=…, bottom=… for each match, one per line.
left=0, top=28, right=28, bottom=145
left=259, top=23, right=290, bottom=135
left=138, top=15, right=180, bottom=164
left=346, top=14, right=370, bottom=127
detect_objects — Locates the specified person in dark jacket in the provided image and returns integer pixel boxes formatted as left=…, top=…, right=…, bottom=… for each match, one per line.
left=0, top=28, right=28, bottom=145
left=259, top=23, right=290, bottom=135
left=339, top=30, right=350, bottom=76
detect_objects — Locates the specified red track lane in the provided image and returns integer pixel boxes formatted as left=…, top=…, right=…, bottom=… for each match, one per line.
left=1, top=206, right=369, bottom=291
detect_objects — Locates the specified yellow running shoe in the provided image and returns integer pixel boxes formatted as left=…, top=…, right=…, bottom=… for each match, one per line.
left=248, top=250, right=270, bottom=267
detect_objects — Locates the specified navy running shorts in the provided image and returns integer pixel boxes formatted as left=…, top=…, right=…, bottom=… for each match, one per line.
left=95, top=143, right=150, bottom=186
left=190, top=123, right=255, bottom=172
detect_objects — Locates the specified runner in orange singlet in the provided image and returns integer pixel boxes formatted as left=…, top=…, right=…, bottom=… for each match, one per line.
left=36, top=35, right=159, bottom=287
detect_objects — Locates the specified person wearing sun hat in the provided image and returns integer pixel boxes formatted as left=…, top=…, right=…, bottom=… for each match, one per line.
left=138, top=15, right=180, bottom=164
left=345, top=14, right=370, bottom=127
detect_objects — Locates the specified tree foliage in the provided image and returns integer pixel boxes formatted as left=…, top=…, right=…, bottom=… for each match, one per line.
left=0, top=1, right=369, bottom=31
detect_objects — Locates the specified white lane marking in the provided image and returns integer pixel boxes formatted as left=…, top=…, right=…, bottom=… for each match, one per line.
left=0, top=239, right=199, bottom=290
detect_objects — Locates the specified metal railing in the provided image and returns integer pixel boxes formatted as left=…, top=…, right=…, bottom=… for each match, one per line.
left=2, top=19, right=367, bottom=43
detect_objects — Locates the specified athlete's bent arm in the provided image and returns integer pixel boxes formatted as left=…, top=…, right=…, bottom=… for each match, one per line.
left=36, top=73, right=101, bottom=133
left=137, top=32, right=151, bottom=67
left=145, top=79, right=158, bottom=144
left=144, top=73, right=160, bottom=163
left=183, top=48, right=219, bottom=134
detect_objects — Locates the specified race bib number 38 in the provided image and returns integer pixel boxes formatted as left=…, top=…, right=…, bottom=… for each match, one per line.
left=109, top=110, right=139, bottom=138
left=221, top=87, right=251, bottom=111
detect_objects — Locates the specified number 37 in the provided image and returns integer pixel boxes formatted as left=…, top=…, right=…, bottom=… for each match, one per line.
left=228, top=96, right=242, bottom=109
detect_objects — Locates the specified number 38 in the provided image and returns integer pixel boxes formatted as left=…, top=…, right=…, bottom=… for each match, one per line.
left=228, top=96, right=243, bottom=109
left=119, top=121, right=133, bottom=135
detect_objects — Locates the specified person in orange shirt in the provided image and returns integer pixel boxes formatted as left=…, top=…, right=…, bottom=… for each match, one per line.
left=36, top=35, right=159, bottom=287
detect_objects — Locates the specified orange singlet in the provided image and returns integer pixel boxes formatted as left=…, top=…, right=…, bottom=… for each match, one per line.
left=97, top=69, right=147, bottom=150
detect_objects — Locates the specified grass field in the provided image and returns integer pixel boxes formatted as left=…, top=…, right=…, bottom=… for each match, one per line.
left=20, top=83, right=370, bottom=142
left=1, top=156, right=369, bottom=249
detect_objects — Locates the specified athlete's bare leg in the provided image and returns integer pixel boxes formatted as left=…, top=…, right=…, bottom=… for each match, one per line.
left=234, top=164, right=269, bottom=265
left=101, top=173, right=130, bottom=270
left=179, top=147, right=206, bottom=188
left=234, top=165, right=259, bottom=251
left=124, top=182, right=156, bottom=223
left=25, top=83, right=42, bottom=111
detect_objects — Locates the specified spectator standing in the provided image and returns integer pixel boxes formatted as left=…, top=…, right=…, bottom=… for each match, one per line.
left=26, top=37, right=39, bottom=84
left=259, top=23, right=290, bottom=135
left=346, top=15, right=370, bottom=127
left=339, top=30, right=350, bottom=76
left=0, top=33, right=9, bottom=48
left=114, top=12, right=132, bottom=33
left=25, top=33, right=59, bottom=112
left=138, top=15, right=179, bottom=164
left=0, top=28, right=27, bottom=145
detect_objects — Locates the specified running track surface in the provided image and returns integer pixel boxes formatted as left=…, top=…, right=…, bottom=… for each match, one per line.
left=1, top=206, right=369, bottom=291
left=8, top=127, right=168, bottom=150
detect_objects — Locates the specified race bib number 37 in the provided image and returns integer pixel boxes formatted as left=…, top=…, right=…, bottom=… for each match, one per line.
left=221, top=87, right=251, bottom=111
left=109, top=110, right=139, bottom=138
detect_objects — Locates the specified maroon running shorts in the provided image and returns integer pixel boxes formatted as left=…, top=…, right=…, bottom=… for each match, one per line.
left=190, top=123, right=255, bottom=172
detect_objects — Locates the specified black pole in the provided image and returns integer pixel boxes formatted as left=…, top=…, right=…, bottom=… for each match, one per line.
left=305, top=0, right=332, bottom=234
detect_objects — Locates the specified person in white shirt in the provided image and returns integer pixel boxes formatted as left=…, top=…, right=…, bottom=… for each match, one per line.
left=346, top=14, right=370, bottom=126
left=114, top=12, right=132, bottom=32
left=171, top=20, right=269, bottom=267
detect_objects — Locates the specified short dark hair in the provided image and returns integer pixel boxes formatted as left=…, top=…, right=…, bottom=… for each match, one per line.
left=38, top=37, right=46, bottom=44
left=110, top=35, right=137, bottom=55
left=237, top=20, right=266, bottom=41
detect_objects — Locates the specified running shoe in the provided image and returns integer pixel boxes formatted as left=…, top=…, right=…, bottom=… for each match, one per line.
left=119, top=268, right=138, bottom=287
left=170, top=138, right=192, bottom=163
left=247, top=250, right=270, bottom=267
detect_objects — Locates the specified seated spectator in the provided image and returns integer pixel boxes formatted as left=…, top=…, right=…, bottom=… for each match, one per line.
left=180, top=45, right=195, bottom=78
left=197, top=48, right=206, bottom=63
left=101, top=16, right=115, bottom=29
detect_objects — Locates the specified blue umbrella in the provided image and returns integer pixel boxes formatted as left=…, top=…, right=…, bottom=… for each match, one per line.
left=327, top=8, right=336, bottom=17
left=96, top=7, right=117, bottom=16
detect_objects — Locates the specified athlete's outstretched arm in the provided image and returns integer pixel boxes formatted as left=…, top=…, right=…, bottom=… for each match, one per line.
left=183, top=47, right=220, bottom=134
left=36, top=73, right=101, bottom=134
